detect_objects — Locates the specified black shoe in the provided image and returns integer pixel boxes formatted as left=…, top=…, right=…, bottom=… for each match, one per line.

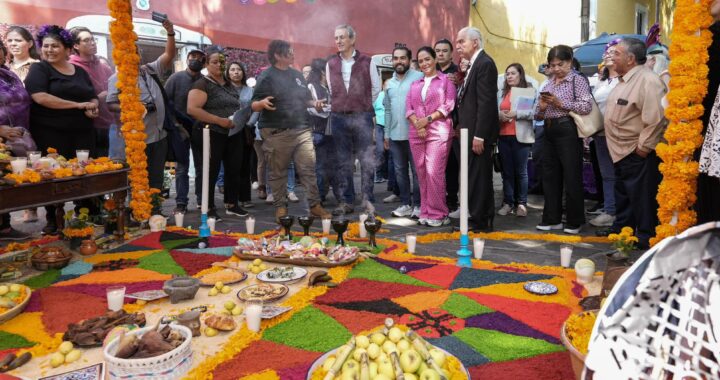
left=586, top=202, right=604, bottom=215
left=207, top=209, right=223, bottom=221
left=226, top=205, right=249, bottom=217
left=595, top=227, right=618, bottom=237
left=0, top=228, right=31, bottom=241
left=174, top=204, right=187, bottom=214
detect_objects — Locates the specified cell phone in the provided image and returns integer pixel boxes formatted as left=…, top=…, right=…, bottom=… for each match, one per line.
left=540, top=91, right=551, bottom=96
left=151, top=11, right=168, bottom=23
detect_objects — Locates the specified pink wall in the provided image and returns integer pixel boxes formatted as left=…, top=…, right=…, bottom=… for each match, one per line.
left=1, top=0, right=469, bottom=67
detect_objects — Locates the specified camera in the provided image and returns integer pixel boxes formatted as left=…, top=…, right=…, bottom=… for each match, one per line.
left=144, top=102, right=157, bottom=113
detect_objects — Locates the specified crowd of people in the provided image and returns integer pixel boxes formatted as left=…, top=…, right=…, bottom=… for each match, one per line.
left=1, top=8, right=720, bottom=249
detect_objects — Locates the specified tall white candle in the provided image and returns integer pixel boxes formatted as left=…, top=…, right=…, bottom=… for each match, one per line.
left=359, top=213, right=368, bottom=238
left=406, top=233, right=417, bottom=253
left=246, top=217, right=255, bottom=234
left=207, top=217, right=216, bottom=231
left=322, top=218, right=331, bottom=235
left=201, top=126, right=210, bottom=215
left=560, top=244, right=574, bottom=268
left=460, top=129, right=469, bottom=235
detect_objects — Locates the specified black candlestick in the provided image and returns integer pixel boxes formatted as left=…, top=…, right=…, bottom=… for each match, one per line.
left=297, top=216, right=314, bottom=236
left=278, top=215, right=295, bottom=240
left=364, top=218, right=382, bottom=248
left=331, top=219, right=349, bottom=246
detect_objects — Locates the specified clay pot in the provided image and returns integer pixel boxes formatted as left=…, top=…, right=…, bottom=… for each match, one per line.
left=79, top=239, right=98, bottom=256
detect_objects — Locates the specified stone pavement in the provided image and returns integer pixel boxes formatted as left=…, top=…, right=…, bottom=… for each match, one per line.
left=9, top=172, right=617, bottom=268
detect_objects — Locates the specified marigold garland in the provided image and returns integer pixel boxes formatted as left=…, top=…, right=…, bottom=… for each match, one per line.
left=653, top=0, right=714, bottom=245
left=108, top=0, right=152, bottom=221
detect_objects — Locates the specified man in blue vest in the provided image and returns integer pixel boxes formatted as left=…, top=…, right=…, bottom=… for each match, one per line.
left=326, top=24, right=381, bottom=216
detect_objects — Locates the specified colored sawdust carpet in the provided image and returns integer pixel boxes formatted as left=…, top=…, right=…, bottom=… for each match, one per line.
left=0, top=229, right=582, bottom=379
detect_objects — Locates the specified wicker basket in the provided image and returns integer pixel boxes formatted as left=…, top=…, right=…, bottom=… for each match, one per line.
left=103, top=324, right=193, bottom=380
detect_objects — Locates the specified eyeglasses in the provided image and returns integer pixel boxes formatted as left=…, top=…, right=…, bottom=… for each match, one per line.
left=79, top=38, right=96, bottom=44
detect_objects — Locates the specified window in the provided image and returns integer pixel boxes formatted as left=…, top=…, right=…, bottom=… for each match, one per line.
left=635, top=3, right=649, bottom=34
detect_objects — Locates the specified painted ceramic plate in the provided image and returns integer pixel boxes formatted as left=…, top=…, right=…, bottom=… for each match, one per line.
left=236, top=283, right=289, bottom=302
left=523, top=281, right=558, bottom=295
left=256, top=266, right=307, bottom=283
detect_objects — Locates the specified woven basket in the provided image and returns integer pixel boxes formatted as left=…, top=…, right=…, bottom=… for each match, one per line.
left=103, top=324, right=193, bottom=380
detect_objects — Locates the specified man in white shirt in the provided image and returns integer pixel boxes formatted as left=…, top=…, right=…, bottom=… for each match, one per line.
left=326, top=24, right=381, bottom=215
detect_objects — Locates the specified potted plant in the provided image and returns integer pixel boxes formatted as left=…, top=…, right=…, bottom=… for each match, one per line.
left=103, top=198, right=119, bottom=235
left=602, top=227, right=638, bottom=298
left=62, top=208, right=95, bottom=250
left=150, top=188, right=164, bottom=216
left=608, top=227, right=638, bottom=259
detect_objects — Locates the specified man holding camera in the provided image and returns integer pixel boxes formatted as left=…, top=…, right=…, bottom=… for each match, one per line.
left=107, top=17, right=177, bottom=193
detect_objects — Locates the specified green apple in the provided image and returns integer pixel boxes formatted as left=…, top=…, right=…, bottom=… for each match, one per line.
left=322, top=356, right=336, bottom=371
left=381, top=340, right=397, bottom=354
left=352, top=347, right=367, bottom=362
left=377, top=356, right=394, bottom=378
left=50, top=352, right=65, bottom=368
left=224, top=301, right=236, bottom=311
left=208, top=288, right=219, bottom=296
left=214, top=281, right=224, bottom=290
left=252, top=258, right=263, bottom=265
left=419, top=369, right=441, bottom=380
left=373, top=375, right=391, bottom=380
left=418, top=362, right=429, bottom=376
left=355, top=334, right=370, bottom=349
left=342, top=358, right=360, bottom=374
left=428, top=348, right=447, bottom=368
left=221, top=285, right=232, bottom=294
left=231, top=305, right=243, bottom=316
left=388, top=327, right=404, bottom=343
left=370, top=332, right=386, bottom=346
left=58, top=341, right=74, bottom=355
left=341, top=370, right=359, bottom=380
left=367, top=343, right=381, bottom=359
left=399, top=349, right=422, bottom=373
left=369, top=362, right=378, bottom=378
left=0, top=285, right=8, bottom=296
left=404, top=374, right=418, bottom=380
left=396, top=339, right=411, bottom=352
left=9, top=284, right=20, bottom=292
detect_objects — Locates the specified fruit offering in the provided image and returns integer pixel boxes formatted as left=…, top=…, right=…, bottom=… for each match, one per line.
left=0, top=283, right=28, bottom=314
left=235, top=237, right=359, bottom=264
left=247, top=258, right=267, bottom=274
left=49, top=341, right=82, bottom=368
left=311, top=319, right=466, bottom=380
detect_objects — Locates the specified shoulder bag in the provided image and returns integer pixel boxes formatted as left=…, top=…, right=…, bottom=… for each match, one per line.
left=568, top=76, right=604, bottom=138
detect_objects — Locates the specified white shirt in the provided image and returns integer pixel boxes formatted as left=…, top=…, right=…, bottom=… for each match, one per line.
left=421, top=75, right=436, bottom=102
left=325, top=49, right=381, bottom=103
left=463, top=48, right=484, bottom=142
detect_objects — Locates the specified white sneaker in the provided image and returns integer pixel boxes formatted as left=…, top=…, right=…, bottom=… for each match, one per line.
left=251, top=181, right=259, bottom=190
left=449, top=208, right=461, bottom=219
left=427, top=217, right=451, bottom=227
left=383, top=194, right=400, bottom=203
left=410, top=207, right=421, bottom=219
left=589, top=212, right=615, bottom=227
left=516, top=204, right=528, bottom=217
left=418, top=218, right=428, bottom=226
left=265, top=193, right=274, bottom=204
left=288, top=192, right=300, bottom=203
left=497, top=203, right=513, bottom=216
left=536, top=223, right=563, bottom=231
left=391, top=205, right=413, bottom=217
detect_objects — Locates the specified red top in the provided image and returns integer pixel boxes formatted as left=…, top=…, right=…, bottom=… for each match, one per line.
left=499, top=91, right=516, bottom=136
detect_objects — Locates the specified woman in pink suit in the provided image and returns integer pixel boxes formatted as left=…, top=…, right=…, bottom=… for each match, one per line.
left=406, top=46, right=457, bottom=227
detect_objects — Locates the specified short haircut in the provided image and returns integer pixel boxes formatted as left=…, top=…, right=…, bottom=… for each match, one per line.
left=459, top=27, right=483, bottom=48
left=547, top=45, right=573, bottom=63
left=417, top=46, right=436, bottom=60
left=335, top=24, right=355, bottom=39
left=68, top=26, right=92, bottom=54
left=434, top=38, right=453, bottom=52
left=267, top=39, right=291, bottom=65
left=392, top=46, right=412, bottom=60
left=620, top=37, right=647, bottom=65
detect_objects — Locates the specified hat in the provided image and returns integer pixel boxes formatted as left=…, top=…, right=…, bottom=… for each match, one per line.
left=187, top=49, right=205, bottom=57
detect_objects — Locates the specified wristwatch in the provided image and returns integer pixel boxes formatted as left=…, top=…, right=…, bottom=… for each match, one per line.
left=426, top=115, right=432, bottom=123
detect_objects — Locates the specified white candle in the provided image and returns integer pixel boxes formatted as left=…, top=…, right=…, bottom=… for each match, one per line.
left=473, top=238, right=485, bottom=259
left=246, top=217, right=255, bottom=234
left=245, top=300, right=263, bottom=332
left=76, top=150, right=89, bottom=164
left=201, top=127, right=210, bottom=215
left=406, top=233, right=417, bottom=254
left=174, top=212, right=184, bottom=227
left=460, top=129, right=469, bottom=235
left=358, top=213, right=368, bottom=238
left=10, top=158, right=27, bottom=174
left=207, top=217, right=216, bottom=231
left=106, top=286, right=126, bottom=311
left=27, top=151, right=41, bottom=164
left=322, top=218, right=331, bottom=235
left=560, top=244, right=573, bottom=268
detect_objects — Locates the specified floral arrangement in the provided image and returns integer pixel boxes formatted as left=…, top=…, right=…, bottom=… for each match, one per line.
left=62, top=208, right=94, bottom=238
left=608, top=227, right=638, bottom=257
left=108, top=0, right=152, bottom=221
left=565, top=310, right=597, bottom=355
left=653, top=0, right=715, bottom=245
left=5, top=170, right=41, bottom=184
left=84, top=157, right=124, bottom=174
left=36, top=24, right=73, bottom=47
left=150, top=188, right=163, bottom=213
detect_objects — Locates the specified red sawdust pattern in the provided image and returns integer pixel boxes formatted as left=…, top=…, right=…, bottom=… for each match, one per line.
left=459, top=292, right=571, bottom=339
left=276, top=361, right=316, bottom=380
left=125, top=232, right=163, bottom=249
left=169, top=251, right=230, bottom=276
left=212, top=340, right=321, bottom=379
left=571, top=280, right=585, bottom=298
left=37, top=287, right=108, bottom=334
left=468, top=351, right=575, bottom=380
left=408, top=265, right=462, bottom=289
left=315, top=304, right=390, bottom=334
left=493, top=265, right=530, bottom=273
left=314, top=278, right=434, bottom=305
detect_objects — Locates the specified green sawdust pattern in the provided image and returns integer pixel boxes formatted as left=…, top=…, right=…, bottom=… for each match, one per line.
left=137, top=251, right=187, bottom=276
left=263, top=306, right=352, bottom=352
left=23, top=269, right=60, bottom=289
left=348, top=258, right=438, bottom=288
left=0, top=331, right=35, bottom=350
left=453, top=328, right=565, bottom=362
left=161, top=238, right=200, bottom=250
left=441, top=293, right=494, bottom=318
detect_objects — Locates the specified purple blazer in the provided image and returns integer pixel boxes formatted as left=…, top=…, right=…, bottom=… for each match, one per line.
left=405, top=72, right=456, bottom=136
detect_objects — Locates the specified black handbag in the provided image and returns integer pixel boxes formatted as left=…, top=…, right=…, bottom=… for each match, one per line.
left=492, top=144, right=502, bottom=173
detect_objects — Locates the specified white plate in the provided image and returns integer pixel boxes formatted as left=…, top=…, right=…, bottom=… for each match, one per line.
left=306, top=346, right=469, bottom=380
left=256, top=266, right=307, bottom=283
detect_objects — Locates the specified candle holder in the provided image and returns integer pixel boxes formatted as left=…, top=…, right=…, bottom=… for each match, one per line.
left=363, top=218, right=382, bottom=248
left=278, top=215, right=295, bottom=240
left=331, top=218, right=349, bottom=246
left=297, top=215, right=314, bottom=236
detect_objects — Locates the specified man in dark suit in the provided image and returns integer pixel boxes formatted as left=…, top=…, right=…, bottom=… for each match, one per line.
left=455, top=27, right=499, bottom=231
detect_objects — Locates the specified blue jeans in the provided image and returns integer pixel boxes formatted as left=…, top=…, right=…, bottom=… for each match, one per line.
left=593, top=136, right=616, bottom=215
left=498, top=136, right=531, bottom=206
left=390, top=140, right=420, bottom=206
left=264, top=162, right=295, bottom=194
left=387, top=149, right=399, bottom=195
left=216, top=163, right=225, bottom=187
left=330, top=112, right=376, bottom=203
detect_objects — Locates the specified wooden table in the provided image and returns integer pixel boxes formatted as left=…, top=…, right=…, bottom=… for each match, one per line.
left=0, top=169, right=129, bottom=237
